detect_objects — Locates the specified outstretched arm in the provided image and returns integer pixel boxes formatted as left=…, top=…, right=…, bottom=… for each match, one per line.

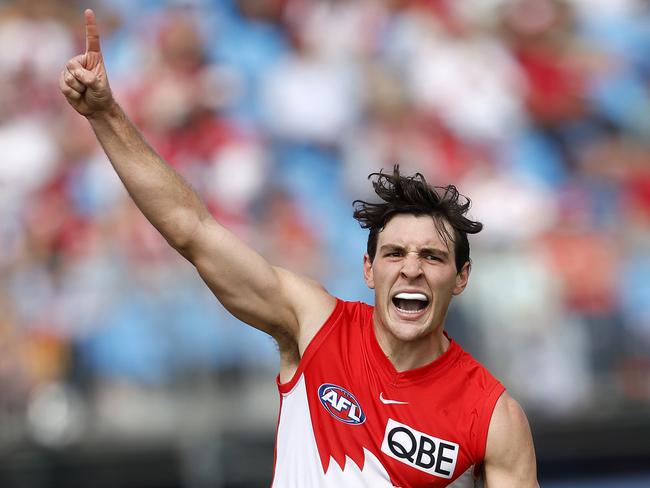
left=483, top=392, right=539, bottom=487
left=58, top=10, right=335, bottom=362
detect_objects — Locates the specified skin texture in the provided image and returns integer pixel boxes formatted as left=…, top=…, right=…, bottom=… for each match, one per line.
left=59, top=10, right=538, bottom=486
left=59, top=10, right=336, bottom=383
left=363, top=214, right=469, bottom=372
left=483, top=392, right=539, bottom=487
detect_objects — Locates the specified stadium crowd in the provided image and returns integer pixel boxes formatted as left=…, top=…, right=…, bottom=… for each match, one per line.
left=1, top=0, right=649, bottom=445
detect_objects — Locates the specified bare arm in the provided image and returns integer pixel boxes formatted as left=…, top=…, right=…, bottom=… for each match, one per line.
left=58, top=10, right=335, bottom=357
left=483, top=392, right=539, bottom=487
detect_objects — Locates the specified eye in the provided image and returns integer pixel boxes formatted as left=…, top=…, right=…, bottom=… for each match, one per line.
left=423, top=254, right=441, bottom=262
left=385, top=250, right=403, bottom=258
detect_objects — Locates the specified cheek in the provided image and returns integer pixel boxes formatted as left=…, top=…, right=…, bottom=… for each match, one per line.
left=429, top=271, right=458, bottom=294
left=372, top=268, right=395, bottom=295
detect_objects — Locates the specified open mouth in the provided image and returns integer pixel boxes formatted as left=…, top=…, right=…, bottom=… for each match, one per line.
left=391, top=292, right=430, bottom=314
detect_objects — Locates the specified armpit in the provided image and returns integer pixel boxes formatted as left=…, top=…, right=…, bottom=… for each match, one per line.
left=448, top=464, right=483, bottom=488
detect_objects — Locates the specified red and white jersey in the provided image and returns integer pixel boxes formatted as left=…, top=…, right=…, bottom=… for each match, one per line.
left=271, top=299, right=505, bottom=487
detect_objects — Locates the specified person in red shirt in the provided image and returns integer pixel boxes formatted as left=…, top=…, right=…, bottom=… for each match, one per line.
left=59, top=10, right=538, bottom=487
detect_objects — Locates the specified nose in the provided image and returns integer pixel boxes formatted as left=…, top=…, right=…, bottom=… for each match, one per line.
left=400, top=251, right=423, bottom=279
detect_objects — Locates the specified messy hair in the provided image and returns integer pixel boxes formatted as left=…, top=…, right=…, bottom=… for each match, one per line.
left=352, top=166, right=483, bottom=272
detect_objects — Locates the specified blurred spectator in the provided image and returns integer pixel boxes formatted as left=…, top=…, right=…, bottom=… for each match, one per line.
left=386, top=3, right=527, bottom=143
left=1, top=0, right=650, bottom=451
left=261, top=35, right=361, bottom=144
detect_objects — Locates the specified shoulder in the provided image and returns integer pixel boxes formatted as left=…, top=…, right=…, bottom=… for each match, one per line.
left=272, top=267, right=337, bottom=337
left=487, top=393, right=532, bottom=450
left=277, top=296, right=369, bottom=383
left=452, top=342, right=504, bottom=400
left=483, top=392, right=539, bottom=487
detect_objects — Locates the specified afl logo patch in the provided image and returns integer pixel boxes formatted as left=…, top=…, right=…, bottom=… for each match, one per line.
left=318, top=383, right=366, bottom=425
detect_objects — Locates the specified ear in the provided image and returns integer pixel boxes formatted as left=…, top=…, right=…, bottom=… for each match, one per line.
left=452, top=262, right=470, bottom=296
left=363, top=253, right=375, bottom=289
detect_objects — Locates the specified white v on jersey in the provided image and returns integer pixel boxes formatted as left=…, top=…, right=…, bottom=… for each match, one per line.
left=271, top=299, right=504, bottom=487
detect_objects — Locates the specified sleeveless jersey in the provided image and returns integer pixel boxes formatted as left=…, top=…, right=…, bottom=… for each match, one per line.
left=271, top=299, right=505, bottom=487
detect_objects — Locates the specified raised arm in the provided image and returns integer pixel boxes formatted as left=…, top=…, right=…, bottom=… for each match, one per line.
left=58, top=10, right=335, bottom=367
left=483, top=392, right=539, bottom=487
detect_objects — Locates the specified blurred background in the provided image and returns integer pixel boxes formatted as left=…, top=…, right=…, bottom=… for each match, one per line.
left=1, top=0, right=649, bottom=486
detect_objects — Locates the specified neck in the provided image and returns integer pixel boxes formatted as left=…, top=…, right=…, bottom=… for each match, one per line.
left=373, top=321, right=450, bottom=373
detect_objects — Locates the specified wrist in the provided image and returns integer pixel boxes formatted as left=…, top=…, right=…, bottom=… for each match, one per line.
left=86, top=98, right=120, bottom=123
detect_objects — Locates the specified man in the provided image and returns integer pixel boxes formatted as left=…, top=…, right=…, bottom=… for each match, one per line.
left=59, top=9, right=538, bottom=487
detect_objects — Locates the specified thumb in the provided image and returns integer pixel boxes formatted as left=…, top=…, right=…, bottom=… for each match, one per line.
left=84, top=8, right=102, bottom=54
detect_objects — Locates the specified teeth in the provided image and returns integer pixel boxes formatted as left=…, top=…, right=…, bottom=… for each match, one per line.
left=395, top=292, right=428, bottom=301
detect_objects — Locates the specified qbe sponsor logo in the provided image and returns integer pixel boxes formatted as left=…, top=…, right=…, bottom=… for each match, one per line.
left=381, top=418, right=459, bottom=479
left=318, top=383, right=366, bottom=425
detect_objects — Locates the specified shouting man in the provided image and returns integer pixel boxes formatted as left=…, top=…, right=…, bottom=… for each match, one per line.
left=59, top=9, right=538, bottom=487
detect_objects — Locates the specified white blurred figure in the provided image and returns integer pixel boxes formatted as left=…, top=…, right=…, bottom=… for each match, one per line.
left=291, top=0, right=388, bottom=62
left=459, top=164, right=593, bottom=414
left=461, top=164, right=559, bottom=245
left=261, top=2, right=363, bottom=144
left=261, top=58, right=360, bottom=144
left=26, top=382, right=87, bottom=448
left=460, top=245, right=593, bottom=415
left=0, top=117, right=59, bottom=206
left=0, top=1, right=76, bottom=269
left=567, top=0, right=645, bottom=19
left=384, top=5, right=527, bottom=144
left=0, top=2, right=75, bottom=86
left=203, top=139, right=268, bottom=240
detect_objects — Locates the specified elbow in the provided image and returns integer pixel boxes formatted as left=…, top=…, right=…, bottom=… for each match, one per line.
left=161, top=212, right=204, bottom=261
left=169, top=237, right=194, bottom=261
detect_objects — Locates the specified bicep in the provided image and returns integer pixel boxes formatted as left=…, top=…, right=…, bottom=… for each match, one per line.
left=187, top=217, right=334, bottom=342
left=483, top=392, right=539, bottom=488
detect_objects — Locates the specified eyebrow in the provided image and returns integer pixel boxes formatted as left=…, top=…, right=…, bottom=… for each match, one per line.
left=379, top=244, right=449, bottom=259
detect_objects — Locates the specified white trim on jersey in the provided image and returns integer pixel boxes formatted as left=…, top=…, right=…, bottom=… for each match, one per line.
left=272, top=373, right=476, bottom=487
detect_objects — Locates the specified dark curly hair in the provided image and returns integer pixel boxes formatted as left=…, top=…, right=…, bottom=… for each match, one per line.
left=353, top=166, right=483, bottom=272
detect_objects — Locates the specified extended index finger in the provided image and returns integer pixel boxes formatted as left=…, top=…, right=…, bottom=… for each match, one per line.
left=84, top=9, right=101, bottom=53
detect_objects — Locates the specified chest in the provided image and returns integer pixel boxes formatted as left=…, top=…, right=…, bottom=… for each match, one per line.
left=301, top=343, right=479, bottom=486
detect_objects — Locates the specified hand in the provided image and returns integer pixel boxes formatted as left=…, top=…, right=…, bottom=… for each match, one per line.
left=59, top=9, right=113, bottom=117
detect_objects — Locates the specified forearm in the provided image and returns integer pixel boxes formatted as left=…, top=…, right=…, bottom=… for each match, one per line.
left=60, top=9, right=331, bottom=343
left=87, top=101, right=210, bottom=251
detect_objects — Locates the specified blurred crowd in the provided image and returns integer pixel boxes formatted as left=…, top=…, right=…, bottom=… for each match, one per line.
left=1, top=0, right=650, bottom=446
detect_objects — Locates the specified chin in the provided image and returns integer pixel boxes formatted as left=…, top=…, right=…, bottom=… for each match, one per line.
left=386, top=316, right=433, bottom=342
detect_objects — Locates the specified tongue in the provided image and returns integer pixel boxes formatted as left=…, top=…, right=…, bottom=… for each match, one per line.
left=395, top=298, right=425, bottom=312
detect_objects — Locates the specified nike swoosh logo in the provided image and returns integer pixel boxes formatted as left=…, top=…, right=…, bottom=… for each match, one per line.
left=379, top=392, right=409, bottom=405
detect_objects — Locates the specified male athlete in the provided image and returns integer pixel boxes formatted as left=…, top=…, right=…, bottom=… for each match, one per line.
left=60, top=10, right=538, bottom=487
